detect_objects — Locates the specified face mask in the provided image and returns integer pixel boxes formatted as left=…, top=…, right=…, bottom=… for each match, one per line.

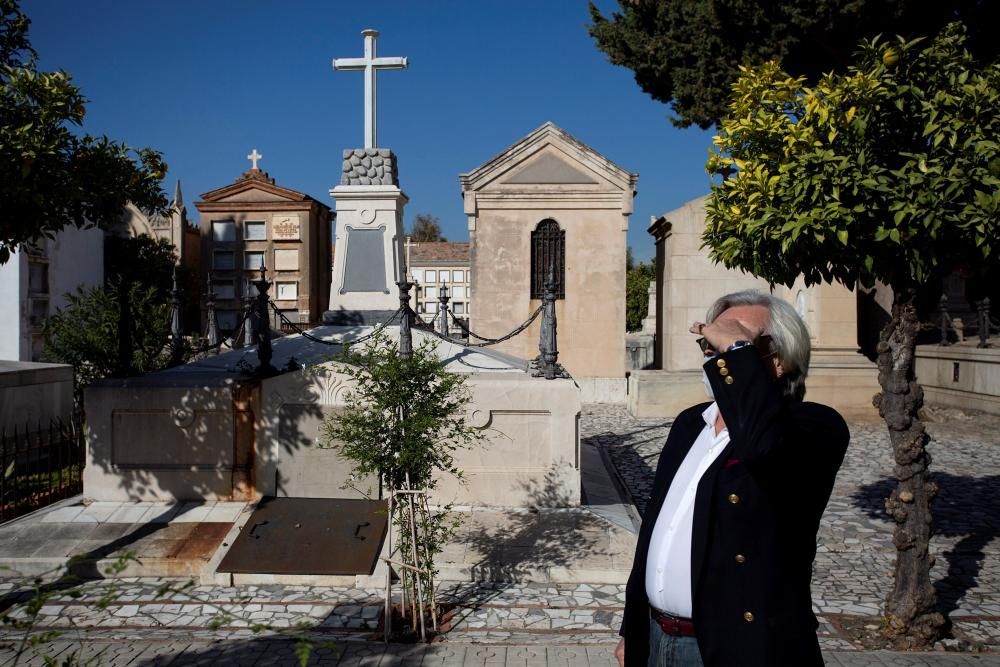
left=702, top=369, right=715, bottom=400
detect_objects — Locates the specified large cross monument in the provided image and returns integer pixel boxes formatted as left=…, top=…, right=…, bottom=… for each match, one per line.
left=326, top=29, right=409, bottom=324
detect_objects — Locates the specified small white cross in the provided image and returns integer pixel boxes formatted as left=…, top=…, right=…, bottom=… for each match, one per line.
left=333, top=29, right=408, bottom=149
left=247, top=149, right=263, bottom=170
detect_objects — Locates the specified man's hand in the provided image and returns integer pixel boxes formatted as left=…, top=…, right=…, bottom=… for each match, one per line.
left=690, top=317, right=759, bottom=355
left=615, top=637, right=625, bottom=667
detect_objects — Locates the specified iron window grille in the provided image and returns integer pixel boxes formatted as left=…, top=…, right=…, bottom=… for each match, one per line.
left=530, top=219, right=565, bottom=299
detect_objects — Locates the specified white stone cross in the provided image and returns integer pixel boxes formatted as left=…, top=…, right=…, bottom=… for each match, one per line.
left=333, top=29, right=408, bottom=149
left=247, top=148, right=263, bottom=170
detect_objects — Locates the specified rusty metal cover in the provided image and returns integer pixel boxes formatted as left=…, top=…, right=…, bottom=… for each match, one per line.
left=217, top=497, right=388, bottom=575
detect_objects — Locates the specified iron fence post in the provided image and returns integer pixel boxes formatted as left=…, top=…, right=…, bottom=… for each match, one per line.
left=438, top=281, right=451, bottom=336
left=539, top=268, right=559, bottom=380
left=397, top=280, right=413, bottom=360
left=205, top=274, right=220, bottom=348
left=938, top=294, right=951, bottom=346
left=254, top=265, right=276, bottom=374
left=243, top=283, right=256, bottom=349
left=169, top=266, right=185, bottom=365
left=978, top=297, right=992, bottom=348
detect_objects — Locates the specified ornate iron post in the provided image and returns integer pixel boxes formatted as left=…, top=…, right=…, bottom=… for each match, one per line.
left=254, top=265, right=276, bottom=374
left=242, top=281, right=256, bottom=349
left=539, top=268, right=559, bottom=380
left=397, top=279, right=413, bottom=360
left=978, top=297, right=992, bottom=348
left=169, top=266, right=185, bottom=365
left=437, top=280, right=451, bottom=336
left=937, top=294, right=951, bottom=346
left=205, top=275, right=220, bottom=348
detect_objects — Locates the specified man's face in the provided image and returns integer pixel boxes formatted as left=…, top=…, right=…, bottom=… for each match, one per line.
left=714, top=304, right=784, bottom=379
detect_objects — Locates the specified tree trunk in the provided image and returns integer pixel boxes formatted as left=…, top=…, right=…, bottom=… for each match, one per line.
left=876, top=288, right=944, bottom=647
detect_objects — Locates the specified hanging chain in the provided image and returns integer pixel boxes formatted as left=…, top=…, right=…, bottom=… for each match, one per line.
left=186, top=307, right=253, bottom=355
left=268, top=301, right=404, bottom=347
left=409, top=303, right=544, bottom=348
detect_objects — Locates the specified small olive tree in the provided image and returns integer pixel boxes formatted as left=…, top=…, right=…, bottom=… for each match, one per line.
left=704, top=23, right=999, bottom=647
left=320, top=331, right=483, bottom=634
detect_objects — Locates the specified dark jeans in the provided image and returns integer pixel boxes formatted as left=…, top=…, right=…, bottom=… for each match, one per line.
left=648, top=616, right=704, bottom=666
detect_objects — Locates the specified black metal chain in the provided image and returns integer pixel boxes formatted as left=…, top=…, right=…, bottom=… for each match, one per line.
left=187, top=308, right=252, bottom=355
left=408, top=303, right=544, bottom=348
left=268, top=301, right=403, bottom=347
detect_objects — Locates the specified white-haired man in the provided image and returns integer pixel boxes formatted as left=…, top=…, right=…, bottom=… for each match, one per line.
left=616, top=290, right=849, bottom=666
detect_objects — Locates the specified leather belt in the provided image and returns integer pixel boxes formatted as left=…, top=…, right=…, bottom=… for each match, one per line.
left=650, top=607, right=697, bottom=637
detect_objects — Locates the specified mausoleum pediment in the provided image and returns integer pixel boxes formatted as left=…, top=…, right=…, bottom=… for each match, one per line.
left=460, top=122, right=637, bottom=194
left=199, top=170, right=314, bottom=205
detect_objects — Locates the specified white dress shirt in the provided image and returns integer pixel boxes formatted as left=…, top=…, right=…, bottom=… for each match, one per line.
left=645, top=402, right=729, bottom=617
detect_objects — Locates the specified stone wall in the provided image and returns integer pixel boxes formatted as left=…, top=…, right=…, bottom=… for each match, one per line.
left=915, top=344, right=1000, bottom=414
left=0, top=361, right=73, bottom=431
left=85, top=358, right=582, bottom=508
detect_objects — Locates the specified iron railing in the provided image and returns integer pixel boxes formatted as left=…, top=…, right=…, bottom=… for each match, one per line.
left=0, top=414, right=85, bottom=523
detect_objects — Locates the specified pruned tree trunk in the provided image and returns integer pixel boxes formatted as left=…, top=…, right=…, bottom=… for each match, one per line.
left=876, top=288, right=944, bottom=647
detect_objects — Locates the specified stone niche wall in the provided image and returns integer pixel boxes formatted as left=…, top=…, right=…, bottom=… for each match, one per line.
left=84, top=376, right=243, bottom=502
left=258, top=363, right=581, bottom=507
left=85, top=360, right=581, bottom=507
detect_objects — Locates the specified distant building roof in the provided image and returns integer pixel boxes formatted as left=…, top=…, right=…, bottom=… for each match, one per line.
left=409, top=242, right=470, bottom=264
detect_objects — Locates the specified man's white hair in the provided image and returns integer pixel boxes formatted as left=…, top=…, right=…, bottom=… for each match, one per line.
left=706, top=290, right=811, bottom=401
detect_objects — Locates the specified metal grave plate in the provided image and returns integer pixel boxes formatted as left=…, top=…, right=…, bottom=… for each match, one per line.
left=217, top=497, right=388, bottom=575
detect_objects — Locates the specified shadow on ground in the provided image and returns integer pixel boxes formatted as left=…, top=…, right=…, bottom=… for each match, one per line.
left=852, top=473, right=1000, bottom=618
left=583, top=420, right=672, bottom=517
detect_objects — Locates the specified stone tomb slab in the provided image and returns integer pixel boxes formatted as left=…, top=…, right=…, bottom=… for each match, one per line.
left=217, top=497, right=388, bottom=575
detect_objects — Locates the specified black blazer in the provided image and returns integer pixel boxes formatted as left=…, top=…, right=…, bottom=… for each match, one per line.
left=622, top=346, right=849, bottom=667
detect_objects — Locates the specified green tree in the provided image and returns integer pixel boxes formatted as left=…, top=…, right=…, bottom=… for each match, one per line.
left=42, top=283, right=172, bottom=403
left=409, top=213, right=446, bottom=242
left=704, top=24, right=1000, bottom=646
left=588, top=0, right=999, bottom=129
left=43, top=236, right=180, bottom=402
left=0, top=0, right=166, bottom=263
left=321, top=332, right=483, bottom=635
left=626, top=261, right=655, bottom=332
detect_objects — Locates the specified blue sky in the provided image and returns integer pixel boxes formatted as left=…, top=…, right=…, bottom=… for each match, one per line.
left=26, top=1, right=716, bottom=264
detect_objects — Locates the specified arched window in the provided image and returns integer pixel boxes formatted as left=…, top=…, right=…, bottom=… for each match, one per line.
left=530, top=219, right=565, bottom=299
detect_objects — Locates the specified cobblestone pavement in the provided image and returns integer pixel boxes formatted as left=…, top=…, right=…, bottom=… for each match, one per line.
left=582, top=403, right=1000, bottom=653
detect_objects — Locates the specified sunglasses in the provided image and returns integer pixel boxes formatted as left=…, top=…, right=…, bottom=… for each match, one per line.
left=696, top=335, right=775, bottom=358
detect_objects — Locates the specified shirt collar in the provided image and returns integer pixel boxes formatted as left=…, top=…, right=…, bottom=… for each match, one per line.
left=701, top=402, right=720, bottom=428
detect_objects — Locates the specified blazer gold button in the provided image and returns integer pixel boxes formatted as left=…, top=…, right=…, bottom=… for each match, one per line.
left=728, top=493, right=740, bottom=504
left=743, top=611, right=754, bottom=623
left=735, top=554, right=746, bottom=563
left=716, top=358, right=726, bottom=368
left=719, top=368, right=729, bottom=376
left=725, top=376, right=734, bottom=385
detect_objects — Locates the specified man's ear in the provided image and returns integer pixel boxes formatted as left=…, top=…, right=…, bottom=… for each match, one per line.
left=773, top=357, right=785, bottom=379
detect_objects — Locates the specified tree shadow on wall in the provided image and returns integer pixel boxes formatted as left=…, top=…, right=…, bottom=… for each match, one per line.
left=852, top=473, right=1000, bottom=619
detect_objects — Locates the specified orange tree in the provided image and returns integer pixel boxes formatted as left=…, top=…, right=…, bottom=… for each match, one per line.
left=704, top=23, right=1000, bottom=647
left=0, top=0, right=165, bottom=263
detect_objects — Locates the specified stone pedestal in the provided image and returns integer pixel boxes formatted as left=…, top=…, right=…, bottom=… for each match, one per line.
left=326, top=149, right=407, bottom=324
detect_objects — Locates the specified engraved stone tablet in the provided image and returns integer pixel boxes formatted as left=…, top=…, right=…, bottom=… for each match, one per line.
left=342, top=226, right=387, bottom=293
left=273, top=214, right=301, bottom=240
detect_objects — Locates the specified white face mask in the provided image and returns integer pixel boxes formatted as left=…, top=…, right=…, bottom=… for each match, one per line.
left=702, top=369, right=715, bottom=400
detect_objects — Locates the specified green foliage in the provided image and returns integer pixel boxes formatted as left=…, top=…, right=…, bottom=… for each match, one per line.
left=705, top=23, right=1000, bottom=294
left=0, top=0, right=166, bottom=264
left=322, top=332, right=481, bottom=494
left=42, top=283, right=172, bottom=401
left=626, top=261, right=655, bottom=332
left=588, top=0, right=1000, bottom=129
left=321, top=332, right=482, bottom=633
left=409, top=213, right=446, bottom=243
